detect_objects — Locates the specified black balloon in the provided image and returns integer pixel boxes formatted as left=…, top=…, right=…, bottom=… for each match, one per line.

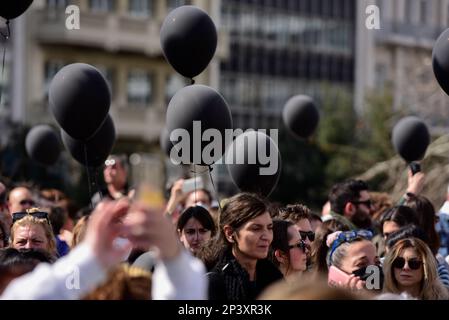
left=226, top=131, right=281, bottom=198
left=282, top=95, right=319, bottom=139
left=166, top=85, right=232, bottom=165
left=160, top=5, right=217, bottom=79
left=392, top=116, right=430, bottom=162
left=61, top=115, right=116, bottom=167
left=433, top=28, right=449, bottom=96
left=0, top=0, right=33, bottom=20
left=25, top=125, right=61, bottom=166
left=49, top=63, right=111, bottom=141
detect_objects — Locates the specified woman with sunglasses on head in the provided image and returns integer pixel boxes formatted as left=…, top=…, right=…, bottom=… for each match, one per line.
left=269, top=219, right=309, bottom=282
left=278, top=204, right=315, bottom=247
left=326, top=230, right=381, bottom=291
left=383, top=238, right=449, bottom=300
left=10, top=208, right=57, bottom=257
left=206, top=193, right=283, bottom=300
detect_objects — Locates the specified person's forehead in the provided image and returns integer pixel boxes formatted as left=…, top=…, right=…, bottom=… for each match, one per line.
left=295, top=218, right=312, bottom=231
left=347, top=240, right=375, bottom=258
left=186, top=190, right=209, bottom=202
left=400, top=247, right=419, bottom=258
left=16, top=224, right=45, bottom=236
left=184, top=217, right=205, bottom=229
left=11, top=188, right=32, bottom=199
left=245, top=212, right=272, bottom=225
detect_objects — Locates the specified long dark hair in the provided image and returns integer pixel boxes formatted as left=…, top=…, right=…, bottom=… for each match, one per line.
left=380, top=205, right=418, bottom=232
left=196, top=193, right=270, bottom=270
left=404, top=193, right=440, bottom=255
left=268, top=219, right=294, bottom=269
left=310, top=219, right=349, bottom=275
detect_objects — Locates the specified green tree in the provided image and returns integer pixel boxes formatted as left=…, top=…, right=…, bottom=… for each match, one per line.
left=358, top=89, right=396, bottom=164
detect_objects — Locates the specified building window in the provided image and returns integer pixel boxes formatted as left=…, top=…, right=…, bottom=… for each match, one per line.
left=44, top=60, right=65, bottom=98
left=165, top=74, right=187, bottom=103
left=404, top=0, right=413, bottom=24
left=447, top=4, right=449, bottom=26
left=46, top=0, right=68, bottom=9
left=127, top=70, right=152, bottom=106
left=128, top=0, right=153, bottom=18
left=167, top=0, right=190, bottom=12
left=89, top=0, right=115, bottom=13
left=95, top=65, right=115, bottom=99
left=419, top=0, right=428, bottom=25
left=0, top=64, right=10, bottom=107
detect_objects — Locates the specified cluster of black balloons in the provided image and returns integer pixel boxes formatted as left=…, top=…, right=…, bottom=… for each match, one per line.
left=160, top=6, right=286, bottom=196
left=27, top=63, right=116, bottom=168
left=51, top=63, right=116, bottom=167
left=389, top=27, right=449, bottom=167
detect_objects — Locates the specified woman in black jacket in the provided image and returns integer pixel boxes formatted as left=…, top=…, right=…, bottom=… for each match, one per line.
left=206, top=193, right=283, bottom=300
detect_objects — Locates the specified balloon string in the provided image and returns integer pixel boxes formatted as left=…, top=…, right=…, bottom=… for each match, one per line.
left=208, top=165, right=223, bottom=212
left=193, top=165, right=197, bottom=204
left=0, top=20, right=10, bottom=107
left=84, top=144, right=94, bottom=210
left=94, top=167, right=102, bottom=201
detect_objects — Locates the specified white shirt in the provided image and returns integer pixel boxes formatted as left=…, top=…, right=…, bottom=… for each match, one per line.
left=1, top=244, right=207, bottom=300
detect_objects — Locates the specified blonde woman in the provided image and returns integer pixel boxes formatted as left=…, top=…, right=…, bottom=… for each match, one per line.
left=383, top=238, right=449, bottom=300
left=10, top=208, right=57, bottom=257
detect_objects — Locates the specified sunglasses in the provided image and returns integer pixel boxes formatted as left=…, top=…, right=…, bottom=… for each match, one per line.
left=352, top=199, right=372, bottom=208
left=12, top=211, right=49, bottom=224
left=19, top=199, right=35, bottom=206
left=392, top=257, right=423, bottom=270
left=288, top=240, right=307, bottom=253
left=299, top=230, right=315, bottom=242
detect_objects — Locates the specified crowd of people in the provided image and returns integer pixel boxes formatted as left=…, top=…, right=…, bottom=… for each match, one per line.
left=0, top=155, right=449, bottom=300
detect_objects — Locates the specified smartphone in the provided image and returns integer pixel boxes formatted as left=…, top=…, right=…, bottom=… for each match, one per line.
left=328, top=265, right=351, bottom=287
left=409, top=162, right=421, bottom=175
left=182, top=177, right=204, bottom=194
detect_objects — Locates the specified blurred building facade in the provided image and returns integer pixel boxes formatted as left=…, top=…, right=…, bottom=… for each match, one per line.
left=356, top=0, right=449, bottom=134
left=2, top=0, right=226, bottom=192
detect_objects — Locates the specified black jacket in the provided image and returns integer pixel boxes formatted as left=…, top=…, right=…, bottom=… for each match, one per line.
left=207, top=248, right=283, bottom=300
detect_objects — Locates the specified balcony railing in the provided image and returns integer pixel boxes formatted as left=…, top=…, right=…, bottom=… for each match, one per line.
left=30, top=9, right=163, bottom=56
left=29, top=8, right=229, bottom=59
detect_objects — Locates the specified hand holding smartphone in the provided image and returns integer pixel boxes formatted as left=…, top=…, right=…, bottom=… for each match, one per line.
left=409, top=162, right=421, bottom=175
left=182, top=177, right=204, bottom=194
left=328, top=265, right=351, bottom=287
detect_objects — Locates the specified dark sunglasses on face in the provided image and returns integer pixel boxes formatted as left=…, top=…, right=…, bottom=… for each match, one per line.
left=12, top=211, right=49, bottom=224
left=299, top=230, right=315, bottom=242
left=392, top=257, right=423, bottom=270
left=288, top=240, right=307, bottom=253
left=352, top=265, right=384, bottom=283
left=19, top=199, right=35, bottom=206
